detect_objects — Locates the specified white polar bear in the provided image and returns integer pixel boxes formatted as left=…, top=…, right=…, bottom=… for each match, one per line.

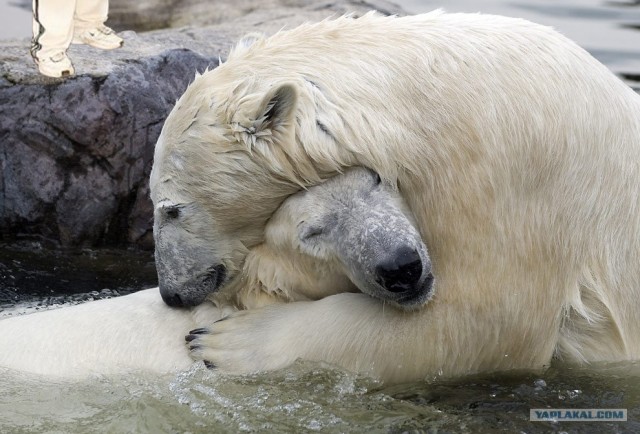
left=0, top=168, right=429, bottom=378
left=151, top=11, right=640, bottom=385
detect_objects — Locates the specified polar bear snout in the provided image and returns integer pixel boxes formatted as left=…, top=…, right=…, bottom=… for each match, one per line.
left=159, top=263, right=227, bottom=308
left=374, top=246, right=423, bottom=293
left=371, top=243, right=435, bottom=309
left=152, top=198, right=236, bottom=308
left=160, top=289, right=183, bottom=307
left=278, top=167, right=435, bottom=309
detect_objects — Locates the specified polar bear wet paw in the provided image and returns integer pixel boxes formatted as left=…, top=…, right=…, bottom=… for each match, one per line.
left=185, top=308, right=299, bottom=374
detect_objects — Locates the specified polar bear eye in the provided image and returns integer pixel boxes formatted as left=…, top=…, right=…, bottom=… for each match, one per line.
left=299, top=224, right=324, bottom=241
left=373, top=173, right=382, bottom=185
left=164, top=206, right=180, bottom=219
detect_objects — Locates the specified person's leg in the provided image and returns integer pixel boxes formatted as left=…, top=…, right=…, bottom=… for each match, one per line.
left=31, top=0, right=76, bottom=77
left=73, top=0, right=123, bottom=50
left=73, top=0, right=108, bottom=31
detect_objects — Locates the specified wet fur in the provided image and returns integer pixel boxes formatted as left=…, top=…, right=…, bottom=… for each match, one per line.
left=153, top=11, right=640, bottom=384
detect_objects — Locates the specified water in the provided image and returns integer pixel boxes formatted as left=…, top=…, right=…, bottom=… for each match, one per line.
left=0, top=241, right=157, bottom=317
left=1, top=0, right=639, bottom=432
left=1, top=360, right=639, bottom=432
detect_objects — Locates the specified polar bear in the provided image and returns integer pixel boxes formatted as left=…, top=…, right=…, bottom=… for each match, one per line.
left=0, top=168, right=429, bottom=378
left=151, top=10, right=640, bottom=385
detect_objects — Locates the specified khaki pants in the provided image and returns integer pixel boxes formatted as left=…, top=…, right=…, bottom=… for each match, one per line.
left=31, top=0, right=109, bottom=59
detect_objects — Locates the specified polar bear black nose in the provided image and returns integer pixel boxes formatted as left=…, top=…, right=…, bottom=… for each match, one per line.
left=161, top=291, right=184, bottom=307
left=374, top=246, right=423, bottom=293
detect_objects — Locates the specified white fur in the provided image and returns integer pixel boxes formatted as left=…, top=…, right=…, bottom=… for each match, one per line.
left=153, top=11, right=640, bottom=384
left=0, top=283, right=289, bottom=378
left=0, top=289, right=207, bottom=377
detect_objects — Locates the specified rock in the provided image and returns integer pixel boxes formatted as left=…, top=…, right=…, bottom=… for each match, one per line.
left=0, top=1, right=406, bottom=248
left=107, top=0, right=404, bottom=32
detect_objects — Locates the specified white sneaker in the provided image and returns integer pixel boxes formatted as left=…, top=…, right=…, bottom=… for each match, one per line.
left=34, top=51, right=75, bottom=78
left=73, top=25, right=123, bottom=50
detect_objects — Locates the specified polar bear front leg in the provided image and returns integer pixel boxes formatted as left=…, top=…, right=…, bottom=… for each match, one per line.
left=186, top=293, right=382, bottom=374
left=187, top=290, right=558, bottom=383
left=186, top=292, right=410, bottom=381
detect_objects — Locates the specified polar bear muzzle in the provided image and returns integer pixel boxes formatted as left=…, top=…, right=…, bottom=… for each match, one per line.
left=287, top=167, right=436, bottom=309
left=159, top=263, right=226, bottom=307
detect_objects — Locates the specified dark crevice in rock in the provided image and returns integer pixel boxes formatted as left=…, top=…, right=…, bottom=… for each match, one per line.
left=101, top=189, right=140, bottom=246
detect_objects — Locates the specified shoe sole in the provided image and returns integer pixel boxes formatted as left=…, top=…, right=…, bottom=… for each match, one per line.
left=38, top=68, right=74, bottom=78
left=34, top=60, right=75, bottom=78
left=37, top=68, right=74, bottom=78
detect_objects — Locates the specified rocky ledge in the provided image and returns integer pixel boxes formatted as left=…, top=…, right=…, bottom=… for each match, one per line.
left=0, top=0, right=404, bottom=249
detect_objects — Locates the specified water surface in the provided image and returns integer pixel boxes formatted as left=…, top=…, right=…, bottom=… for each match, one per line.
left=1, top=360, right=638, bottom=433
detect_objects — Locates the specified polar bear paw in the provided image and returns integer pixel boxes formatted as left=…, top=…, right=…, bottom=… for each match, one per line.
left=185, top=307, right=300, bottom=374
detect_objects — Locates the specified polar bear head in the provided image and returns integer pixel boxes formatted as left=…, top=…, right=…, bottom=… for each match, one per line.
left=155, top=167, right=434, bottom=310
left=150, top=75, right=313, bottom=307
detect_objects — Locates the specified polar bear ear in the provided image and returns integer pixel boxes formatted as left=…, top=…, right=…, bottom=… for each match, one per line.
left=253, top=83, right=297, bottom=139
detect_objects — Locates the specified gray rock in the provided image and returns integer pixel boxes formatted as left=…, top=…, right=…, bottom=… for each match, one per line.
left=108, top=0, right=404, bottom=32
left=0, top=1, right=406, bottom=248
